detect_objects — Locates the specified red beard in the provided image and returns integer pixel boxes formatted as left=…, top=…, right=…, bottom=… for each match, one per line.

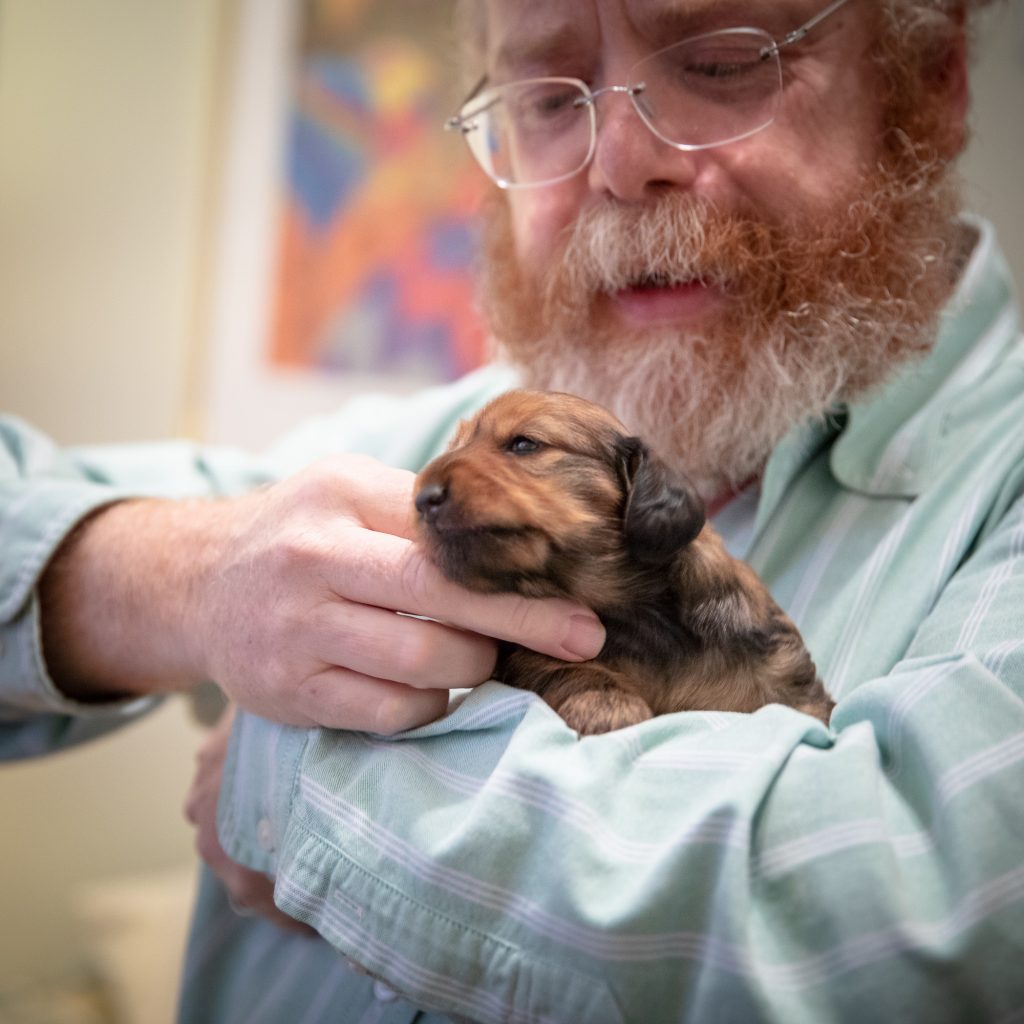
left=479, top=144, right=962, bottom=496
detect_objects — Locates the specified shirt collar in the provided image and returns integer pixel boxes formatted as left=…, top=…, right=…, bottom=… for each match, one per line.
left=756, top=216, right=1021, bottom=531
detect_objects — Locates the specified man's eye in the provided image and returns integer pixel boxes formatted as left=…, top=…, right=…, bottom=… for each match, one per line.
left=507, top=436, right=542, bottom=454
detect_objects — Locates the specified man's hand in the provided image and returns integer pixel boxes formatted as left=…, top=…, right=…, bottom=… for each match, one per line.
left=184, top=707, right=312, bottom=935
left=40, top=455, right=605, bottom=733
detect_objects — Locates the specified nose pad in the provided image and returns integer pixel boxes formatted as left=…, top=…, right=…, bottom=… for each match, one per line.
left=415, top=482, right=448, bottom=523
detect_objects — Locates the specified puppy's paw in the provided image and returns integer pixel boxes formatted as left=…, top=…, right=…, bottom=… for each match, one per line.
left=556, top=689, right=653, bottom=735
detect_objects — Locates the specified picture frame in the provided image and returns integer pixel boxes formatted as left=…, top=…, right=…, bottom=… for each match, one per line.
left=203, top=0, right=485, bottom=449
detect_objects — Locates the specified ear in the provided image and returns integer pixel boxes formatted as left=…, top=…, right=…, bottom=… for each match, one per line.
left=448, top=416, right=473, bottom=451
left=618, top=438, right=706, bottom=566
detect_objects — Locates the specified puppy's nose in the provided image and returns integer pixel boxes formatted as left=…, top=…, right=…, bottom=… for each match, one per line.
left=415, top=483, right=448, bottom=523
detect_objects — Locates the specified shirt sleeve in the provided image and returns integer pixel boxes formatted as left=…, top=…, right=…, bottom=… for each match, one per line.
left=0, top=414, right=277, bottom=758
left=0, top=366, right=516, bottom=762
left=218, top=489, right=1024, bottom=1024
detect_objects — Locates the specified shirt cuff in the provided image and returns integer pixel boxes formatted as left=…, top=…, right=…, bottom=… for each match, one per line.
left=0, top=481, right=156, bottom=721
left=219, top=711, right=310, bottom=875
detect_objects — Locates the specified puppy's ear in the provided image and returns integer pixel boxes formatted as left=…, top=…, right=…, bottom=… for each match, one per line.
left=618, top=438, right=705, bottom=565
left=448, top=416, right=473, bottom=450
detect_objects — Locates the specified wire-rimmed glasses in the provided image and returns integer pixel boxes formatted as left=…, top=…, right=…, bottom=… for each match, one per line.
left=446, top=0, right=854, bottom=189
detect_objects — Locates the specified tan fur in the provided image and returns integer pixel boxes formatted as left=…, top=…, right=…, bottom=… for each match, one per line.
left=415, top=390, right=833, bottom=734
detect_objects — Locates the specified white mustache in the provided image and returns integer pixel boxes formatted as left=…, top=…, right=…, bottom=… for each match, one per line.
left=558, top=196, right=741, bottom=295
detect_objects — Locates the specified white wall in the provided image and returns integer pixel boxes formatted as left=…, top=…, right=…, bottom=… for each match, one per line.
left=962, top=2, right=1024, bottom=293
left=0, top=0, right=230, bottom=1007
left=0, top=0, right=228, bottom=443
left=0, top=702, right=206, bottom=1002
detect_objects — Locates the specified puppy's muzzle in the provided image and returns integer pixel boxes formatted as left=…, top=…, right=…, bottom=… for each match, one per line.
left=415, top=476, right=476, bottom=535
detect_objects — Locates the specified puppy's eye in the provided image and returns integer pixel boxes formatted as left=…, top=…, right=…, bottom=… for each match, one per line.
left=507, top=435, right=541, bottom=454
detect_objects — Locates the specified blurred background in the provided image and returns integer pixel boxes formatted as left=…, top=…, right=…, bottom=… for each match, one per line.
left=0, top=0, right=1021, bottom=1021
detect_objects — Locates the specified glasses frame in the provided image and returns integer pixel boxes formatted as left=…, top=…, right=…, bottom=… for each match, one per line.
left=446, top=0, right=855, bottom=189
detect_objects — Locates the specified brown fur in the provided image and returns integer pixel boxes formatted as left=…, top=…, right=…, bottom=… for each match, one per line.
left=414, top=390, right=833, bottom=735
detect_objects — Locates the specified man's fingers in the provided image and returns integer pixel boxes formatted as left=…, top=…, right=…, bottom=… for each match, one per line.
left=311, top=601, right=497, bottom=690
left=221, top=861, right=316, bottom=936
left=327, top=457, right=421, bottom=541
left=333, top=529, right=606, bottom=661
left=295, top=667, right=451, bottom=733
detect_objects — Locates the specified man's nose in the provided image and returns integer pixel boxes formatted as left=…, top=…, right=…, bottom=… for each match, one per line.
left=586, top=95, right=699, bottom=202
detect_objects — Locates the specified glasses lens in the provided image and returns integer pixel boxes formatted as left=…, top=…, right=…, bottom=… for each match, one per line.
left=458, top=78, right=593, bottom=188
left=628, top=29, right=782, bottom=149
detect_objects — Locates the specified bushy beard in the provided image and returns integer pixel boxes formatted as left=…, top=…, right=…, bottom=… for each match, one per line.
left=479, top=143, right=961, bottom=498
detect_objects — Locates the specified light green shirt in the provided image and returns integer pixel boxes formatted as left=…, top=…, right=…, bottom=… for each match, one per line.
left=1, top=218, right=1022, bottom=1022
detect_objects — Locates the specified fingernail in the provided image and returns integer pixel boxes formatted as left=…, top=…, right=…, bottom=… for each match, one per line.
left=563, top=614, right=605, bottom=660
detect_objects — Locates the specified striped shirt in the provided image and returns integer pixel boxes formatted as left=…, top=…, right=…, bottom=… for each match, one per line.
left=0, top=216, right=1021, bottom=1023
left=212, top=217, right=1024, bottom=1023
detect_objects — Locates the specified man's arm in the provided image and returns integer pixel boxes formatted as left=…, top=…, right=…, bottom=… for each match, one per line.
left=0, top=415, right=243, bottom=755
left=216, top=490, right=1024, bottom=1024
left=35, top=456, right=605, bottom=731
left=0, top=370, right=604, bottom=756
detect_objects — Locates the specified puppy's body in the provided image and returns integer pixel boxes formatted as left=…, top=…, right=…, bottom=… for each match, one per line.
left=415, top=390, right=833, bottom=734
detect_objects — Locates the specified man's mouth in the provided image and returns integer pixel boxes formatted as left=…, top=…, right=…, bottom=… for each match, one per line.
left=627, top=272, right=690, bottom=291
left=609, top=276, right=721, bottom=325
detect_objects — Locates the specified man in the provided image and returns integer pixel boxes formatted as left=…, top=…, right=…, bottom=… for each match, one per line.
left=1, top=0, right=1021, bottom=1020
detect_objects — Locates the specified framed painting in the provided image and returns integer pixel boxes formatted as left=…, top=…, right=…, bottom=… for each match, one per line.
left=203, top=0, right=487, bottom=447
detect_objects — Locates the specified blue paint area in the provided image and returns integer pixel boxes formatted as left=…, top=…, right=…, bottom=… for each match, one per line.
left=276, top=48, right=483, bottom=381
left=288, top=112, right=366, bottom=230
left=309, top=57, right=371, bottom=113
left=426, top=218, right=477, bottom=271
left=286, top=58, right=377, bottom=229
left=317, top=270, right=461, bottom=379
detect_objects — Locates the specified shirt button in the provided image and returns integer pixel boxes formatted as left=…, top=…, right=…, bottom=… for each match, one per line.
left=373, top=980, right=399, bottom=1003
left=257, top=817, right=275, bottom=852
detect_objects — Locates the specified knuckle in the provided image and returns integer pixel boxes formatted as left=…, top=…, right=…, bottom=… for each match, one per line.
left=274, top=604, right=312, bottom=649
left=392, top=628, right=440, bottom=684
left=373, top=689, right=443, bottom=736
left=336, top=452, right=379, bottom=478
left=305, top=454, right=378, bottom=502
left=256, top=651, right=293, bottom=697
left=251, top=607, right=322, bottom=689
left=476, top=638, right=500, bottom=681
left=397, top=548, right=437, bottom=611
left=195, top=830, right=222, bottom=866
left=297, top=672, right=327, bottom=706
left=292, top=458, right=344, bottom=498
left=235, top=876, right=269, bottom=906
left=373, top=696, right=407, bottom=736
left=448, top=630, right=498, bottom=684
left=389, top=619, right=494, bottom=687
left=267, top=529, right=321, bottom=578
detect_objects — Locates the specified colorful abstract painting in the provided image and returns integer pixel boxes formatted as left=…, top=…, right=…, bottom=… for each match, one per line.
left=269, top=0, right=488, bottom=381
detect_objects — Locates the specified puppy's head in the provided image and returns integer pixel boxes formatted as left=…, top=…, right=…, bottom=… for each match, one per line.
left=414, top=390, right=705, bottom=606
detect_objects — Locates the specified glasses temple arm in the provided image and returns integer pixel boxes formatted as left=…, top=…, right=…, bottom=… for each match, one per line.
left=764, top=0, right=854, bottom=56
left=446, top=73, right=490, bottom=130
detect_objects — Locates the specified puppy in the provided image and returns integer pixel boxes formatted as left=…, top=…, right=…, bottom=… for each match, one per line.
left=414, top=390, right=833, bottom=735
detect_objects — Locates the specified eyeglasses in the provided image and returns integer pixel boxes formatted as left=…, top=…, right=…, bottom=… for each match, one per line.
left=446, top=0, right=854, bottom=189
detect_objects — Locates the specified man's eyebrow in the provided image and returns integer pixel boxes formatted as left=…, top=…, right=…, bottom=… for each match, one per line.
left=636, top=0, right=809, bottom=39
left=492, top=24, right=585, bottom=77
